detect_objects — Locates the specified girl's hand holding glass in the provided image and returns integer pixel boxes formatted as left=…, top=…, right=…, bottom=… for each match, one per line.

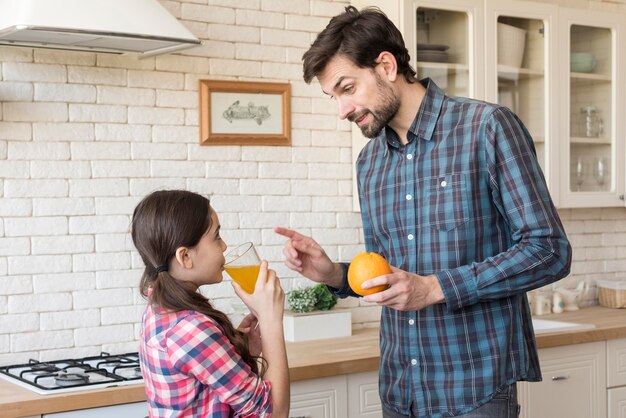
left=232, top=260, right=285, bottom=324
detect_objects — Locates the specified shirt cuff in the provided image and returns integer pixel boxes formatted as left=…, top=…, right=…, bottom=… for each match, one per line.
left=326, top=262, right=359, bottom=298
left=436, top=265, right=479, bottom=312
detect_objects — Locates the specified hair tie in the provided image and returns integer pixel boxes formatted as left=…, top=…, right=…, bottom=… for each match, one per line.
left=155, top=264, right=168, bottom=274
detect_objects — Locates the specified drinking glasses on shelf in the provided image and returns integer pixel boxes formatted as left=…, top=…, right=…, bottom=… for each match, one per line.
left=593, top=157, right=606, bottom=189
left=574, top=156, right=585, bottom=191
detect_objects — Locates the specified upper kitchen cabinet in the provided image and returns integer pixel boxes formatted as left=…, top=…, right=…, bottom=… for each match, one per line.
left=406, top=0, right=485, bottom=99
left=485, top=1, right=558, bottom=196
left=558, top=8, right=625, bottom=208
left=350, top=0, right=484, bottom=99
left=349, top=0, right=626, bottom=211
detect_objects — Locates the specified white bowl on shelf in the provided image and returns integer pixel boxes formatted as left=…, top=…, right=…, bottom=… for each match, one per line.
left=570, top=52, right=595, bottom=73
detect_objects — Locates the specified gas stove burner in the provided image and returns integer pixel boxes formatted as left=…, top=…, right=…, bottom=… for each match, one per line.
left=0, top=351, right=142, bottom=395
left=21, top=361, right=60, bottom=376
left=98, top=360, right=123, bottom=368
left=55, top=371, right=90, bottom=386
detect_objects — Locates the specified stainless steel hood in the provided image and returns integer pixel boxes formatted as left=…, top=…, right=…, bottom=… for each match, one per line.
left=0, top=0, right=201, bottom=56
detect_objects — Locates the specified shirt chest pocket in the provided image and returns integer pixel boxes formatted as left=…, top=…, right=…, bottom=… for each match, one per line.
left=423, top=173, right=469, bottom=232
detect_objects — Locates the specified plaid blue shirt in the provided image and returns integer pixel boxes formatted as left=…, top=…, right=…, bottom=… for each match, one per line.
left=333, top=79, right=571, bottom=417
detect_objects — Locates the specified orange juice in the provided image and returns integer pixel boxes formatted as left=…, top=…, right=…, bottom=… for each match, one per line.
left=225, top=265, right=261, bottom=294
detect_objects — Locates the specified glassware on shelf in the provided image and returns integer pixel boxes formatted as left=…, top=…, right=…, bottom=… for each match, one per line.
left=579, top=105, right=604, bottom=138
left=593, top=157, right=607, bottom=189
left=574, top=156, right=585, bottom=191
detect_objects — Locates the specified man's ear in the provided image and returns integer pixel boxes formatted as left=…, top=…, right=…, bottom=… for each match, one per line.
left=376, top=51, right=398, bottom=82
left=175, top=247, right=193, bottom=269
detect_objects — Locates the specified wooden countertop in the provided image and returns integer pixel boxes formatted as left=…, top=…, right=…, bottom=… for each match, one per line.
left=2, top=306, right=626, bottom=417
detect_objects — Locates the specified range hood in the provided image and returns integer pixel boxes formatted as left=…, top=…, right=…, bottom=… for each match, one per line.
left=0, top=0, right=201, bottom=56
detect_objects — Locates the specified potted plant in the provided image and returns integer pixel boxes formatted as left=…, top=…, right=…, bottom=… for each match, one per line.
left=283, top=284, right=352, bottom=342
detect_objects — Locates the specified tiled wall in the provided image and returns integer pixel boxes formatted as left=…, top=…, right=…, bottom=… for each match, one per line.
left=0, top=0, right=625, bottom=365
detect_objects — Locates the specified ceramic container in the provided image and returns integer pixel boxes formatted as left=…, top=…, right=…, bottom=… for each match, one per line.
left=570, top=52, right=595, bottom=73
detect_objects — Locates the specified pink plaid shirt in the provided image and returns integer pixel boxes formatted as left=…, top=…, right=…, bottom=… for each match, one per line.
left=139, top=302, right=273, bottom=417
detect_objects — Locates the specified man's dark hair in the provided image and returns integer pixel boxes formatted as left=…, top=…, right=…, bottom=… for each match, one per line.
left=302, top=6, right=416, bottom=84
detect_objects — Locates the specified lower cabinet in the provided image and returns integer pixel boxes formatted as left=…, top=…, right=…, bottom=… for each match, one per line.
left=609, top=387, right=626, bottom=418
left=290, top=338, right=626, bottom=418
left=290, top=371, right=381, bottom=418
left=347, top=372, right=383, bottom=418
left=608, top=338, right=626, bottom=418
left=518, top=341, right=606, bottom=418
left=519, top=338, right=626, bottom=418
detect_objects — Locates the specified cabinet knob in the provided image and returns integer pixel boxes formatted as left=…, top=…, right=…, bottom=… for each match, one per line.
left=551, top=374, right=570, bottom=381
left=619, top=194, right=625, bottom=201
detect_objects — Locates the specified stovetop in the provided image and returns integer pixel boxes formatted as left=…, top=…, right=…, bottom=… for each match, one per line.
left=0, top=352, right=143, bottom=395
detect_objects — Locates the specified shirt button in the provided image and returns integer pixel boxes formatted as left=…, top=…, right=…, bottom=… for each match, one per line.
left=408, top=319, right=415, bottom=325
left=407, top=154, right=413, bottom=160
left=405, top=194, right=412, bottom=201
left=411, top=359, right=417, bottom=366
left=408, top=234, right=414, bottom=240
left=441, top=180, right=447, bottom=187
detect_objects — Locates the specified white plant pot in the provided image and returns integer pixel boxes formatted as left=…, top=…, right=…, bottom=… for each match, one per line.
left=283, top=310, right=352, bottom=342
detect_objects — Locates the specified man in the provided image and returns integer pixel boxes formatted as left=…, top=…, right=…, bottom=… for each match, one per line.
left=276, top=6, right=571, bottom=418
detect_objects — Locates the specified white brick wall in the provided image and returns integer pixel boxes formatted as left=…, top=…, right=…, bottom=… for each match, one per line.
left=0, top=0, right=625, bottom=366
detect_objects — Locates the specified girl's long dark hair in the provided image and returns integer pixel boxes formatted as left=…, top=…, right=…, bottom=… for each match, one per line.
left=131, top=190, right=260, bottom=375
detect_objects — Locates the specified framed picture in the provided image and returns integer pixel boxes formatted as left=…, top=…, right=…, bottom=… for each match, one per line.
left=199, top=79, right=291, bottom=146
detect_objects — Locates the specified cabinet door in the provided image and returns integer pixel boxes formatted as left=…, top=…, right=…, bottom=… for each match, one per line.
left=609, top=387, right=626, bottom=418
left=347, top=371, right=382, bottom=418
left=290, top=375, right=348, bottom=418
left=520, top=341, right=606, bottom=418
left=558, top=8, right=625, bottom=207
left=406, top=0, right=485, bottom=99
left=608, top=338, right=626, bottom=388
left=484, top=1, right=558, bottom=201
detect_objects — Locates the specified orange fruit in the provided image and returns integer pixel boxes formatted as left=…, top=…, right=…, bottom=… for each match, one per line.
left=347, top=252, right=391, bottom=296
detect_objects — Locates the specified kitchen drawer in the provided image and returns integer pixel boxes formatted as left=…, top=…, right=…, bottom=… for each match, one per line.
left=608, top=338, right=626, bottom=388
left=289, top=375, right=348, bottom=418
left=520, top=341, right=606, bottom=418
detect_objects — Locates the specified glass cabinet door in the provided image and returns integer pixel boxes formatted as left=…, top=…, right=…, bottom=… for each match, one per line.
left=485, top=2, right=557, bottom=193
left=568, top=24, right=612, bottom=193
left=559, top=8, right=622, bottom=207
left=406, top=0, right=484, bottom=99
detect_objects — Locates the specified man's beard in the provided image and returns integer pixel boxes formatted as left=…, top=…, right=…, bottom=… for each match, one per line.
left=349, top=74, right=400, bottom=138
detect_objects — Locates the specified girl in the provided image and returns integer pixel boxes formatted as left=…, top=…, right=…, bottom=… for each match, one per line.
left=131, top=190, right=289, bottom=417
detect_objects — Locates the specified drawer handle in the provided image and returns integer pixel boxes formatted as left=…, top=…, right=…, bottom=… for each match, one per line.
left=551, top=375, right=570, bottom=381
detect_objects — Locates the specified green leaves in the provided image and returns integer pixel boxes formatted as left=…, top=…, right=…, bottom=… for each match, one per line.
left=287, top=284, right=337, bottom=313
left=313, top=283, right=337, bottom=311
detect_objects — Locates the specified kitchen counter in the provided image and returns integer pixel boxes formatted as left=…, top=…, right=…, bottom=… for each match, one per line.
left=2, top=306, right=625, bottom=417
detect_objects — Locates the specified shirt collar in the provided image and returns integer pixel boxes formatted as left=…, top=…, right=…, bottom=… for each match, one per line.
left=382, top=78, right=445, bottom=151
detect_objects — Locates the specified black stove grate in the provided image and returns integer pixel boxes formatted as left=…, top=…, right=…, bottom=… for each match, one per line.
left=0, top=352, right=142, bottom=392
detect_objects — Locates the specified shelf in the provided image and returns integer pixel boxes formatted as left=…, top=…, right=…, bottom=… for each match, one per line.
left=570, top=136, right=612, bottom=145
left=570, top=72, right=611, bottom=83
left=498, top=65, right=544, bottom=80
left=417, top=62, right=469, bottom=72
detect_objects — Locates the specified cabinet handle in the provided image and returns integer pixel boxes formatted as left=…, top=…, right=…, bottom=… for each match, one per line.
left=551, top=374, right=570, bottom=381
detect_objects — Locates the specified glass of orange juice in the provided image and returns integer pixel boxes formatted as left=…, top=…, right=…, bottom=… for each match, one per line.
left=224, top=242, right=261, bottom=294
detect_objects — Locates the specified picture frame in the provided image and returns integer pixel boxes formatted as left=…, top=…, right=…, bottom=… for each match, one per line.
left=199, top=79, right=291, bottom=146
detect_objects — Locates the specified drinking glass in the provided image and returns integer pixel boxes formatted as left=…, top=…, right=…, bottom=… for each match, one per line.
left=574, top=156, right=585, bottom=191
left=224, top=242, right=261, bottom=294
left=593, top=157, right=606, bottom=189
